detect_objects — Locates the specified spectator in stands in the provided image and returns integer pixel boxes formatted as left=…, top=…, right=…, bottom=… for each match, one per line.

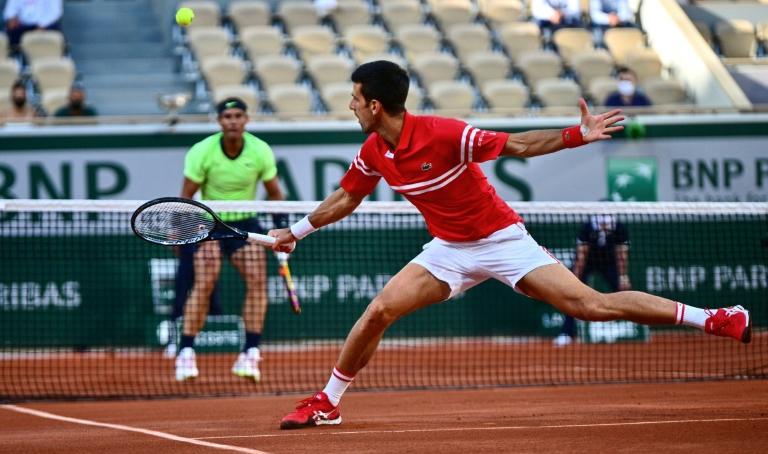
left=531, top=0, right=582, bottom=31
left=54, top=86, right=98, bottom=117
left=590, top=0, right=634, bottom=29
left=554, top=211, right=631, bottom=346
left=1, top=80, right=42, bottom=122
left=2, top=0, right=63, bottom=50
left=604, top=67, right=652, bottom=107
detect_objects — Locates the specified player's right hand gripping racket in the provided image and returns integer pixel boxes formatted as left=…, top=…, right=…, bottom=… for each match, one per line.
left=130, top=197, right=276, bottom=247
left=275, top=252, right=301, bottom=314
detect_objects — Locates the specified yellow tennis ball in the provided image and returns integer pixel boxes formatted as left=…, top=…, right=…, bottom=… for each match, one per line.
left=175, top=7, right=195, bottom=27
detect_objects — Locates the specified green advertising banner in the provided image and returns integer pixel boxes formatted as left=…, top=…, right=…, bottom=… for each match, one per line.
left=1, top=210, right=765, bottom=350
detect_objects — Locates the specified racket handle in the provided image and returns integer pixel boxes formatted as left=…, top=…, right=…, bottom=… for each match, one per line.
left=247, top=232, right=276, bottom=246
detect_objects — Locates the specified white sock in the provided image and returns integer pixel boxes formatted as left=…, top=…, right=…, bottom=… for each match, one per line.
left=674, top=302, right=709, bottom=330
left=322, top=367, right=354, bottom=407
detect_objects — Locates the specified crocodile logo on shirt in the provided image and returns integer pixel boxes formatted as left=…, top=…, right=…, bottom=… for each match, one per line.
left=421, top=162, right=432, bottom=171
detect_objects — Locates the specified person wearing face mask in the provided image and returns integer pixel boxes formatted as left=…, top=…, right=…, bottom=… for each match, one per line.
left=604, top=67, right=652, bottom=107
left=2, top=80, right=42, bottom=122
left=54, top=86, right=98, bottom=117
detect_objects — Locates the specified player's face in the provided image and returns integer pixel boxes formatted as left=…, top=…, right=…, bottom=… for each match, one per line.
left=218, top=108, right=248, bottom=139
left=349, top=83, right=375, bottom=134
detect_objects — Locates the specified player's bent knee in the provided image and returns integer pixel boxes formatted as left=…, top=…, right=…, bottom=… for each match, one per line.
left=363, top=298, right=402, bottom=328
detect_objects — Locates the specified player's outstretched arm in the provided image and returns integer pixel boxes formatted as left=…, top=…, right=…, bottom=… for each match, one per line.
left=268, top=188, right=365, bottom=252
left=501, top=98, right=624, bottom=158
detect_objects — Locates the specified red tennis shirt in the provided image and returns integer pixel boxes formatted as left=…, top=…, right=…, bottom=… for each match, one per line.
left=340, top=112, right=523, bottom=241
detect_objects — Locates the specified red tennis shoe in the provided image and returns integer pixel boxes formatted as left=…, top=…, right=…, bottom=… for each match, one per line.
left=705, top=305, right=752, bottom=344
left=280, top=392, right=341, bottom=430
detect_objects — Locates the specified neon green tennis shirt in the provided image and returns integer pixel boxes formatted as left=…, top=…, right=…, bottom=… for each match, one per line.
left=184, top=132, right=278, bottom=221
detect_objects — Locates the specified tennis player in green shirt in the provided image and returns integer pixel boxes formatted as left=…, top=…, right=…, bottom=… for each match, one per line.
left=175, top=98, right=287, bottom=382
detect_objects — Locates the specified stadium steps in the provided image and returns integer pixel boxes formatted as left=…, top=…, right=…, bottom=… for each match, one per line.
left=61, top=0, right=192, bottom=116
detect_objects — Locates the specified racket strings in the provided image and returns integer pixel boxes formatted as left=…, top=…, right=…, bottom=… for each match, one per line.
left=134, top=202, right=215, bottom=245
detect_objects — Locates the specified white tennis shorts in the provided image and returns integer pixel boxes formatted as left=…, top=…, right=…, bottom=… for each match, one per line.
left=410, top=223, right=559, bottom=298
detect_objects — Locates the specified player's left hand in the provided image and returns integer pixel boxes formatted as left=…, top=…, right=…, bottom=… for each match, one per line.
left=578, top=98, right=625, bottom=143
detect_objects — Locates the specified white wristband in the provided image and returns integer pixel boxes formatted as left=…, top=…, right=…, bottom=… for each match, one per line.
left=290, top=215, right=317, bottom=240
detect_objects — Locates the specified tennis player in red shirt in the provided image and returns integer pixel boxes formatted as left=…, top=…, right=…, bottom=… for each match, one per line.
left=269, top=61, right=752, bottom=429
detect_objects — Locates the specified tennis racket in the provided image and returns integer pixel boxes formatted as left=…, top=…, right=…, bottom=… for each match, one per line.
left=275, top=252, right=301, bottom=314
left=131, top=197, right=276, bottom=247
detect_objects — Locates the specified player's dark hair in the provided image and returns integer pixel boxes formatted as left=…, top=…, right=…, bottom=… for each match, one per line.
left=351, top=60, right=409, bottom=114
left=216, top=97, right=248, bottom=116
left=11, top=80, right=25, bottom=91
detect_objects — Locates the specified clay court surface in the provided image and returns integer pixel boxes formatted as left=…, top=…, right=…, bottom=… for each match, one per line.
left=2, top=380, right=767, bottom=453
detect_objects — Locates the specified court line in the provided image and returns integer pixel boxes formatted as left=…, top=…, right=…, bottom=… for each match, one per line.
left=195, top=416, right=768, bottom=439
left=1, top=404, right=270, bottom=454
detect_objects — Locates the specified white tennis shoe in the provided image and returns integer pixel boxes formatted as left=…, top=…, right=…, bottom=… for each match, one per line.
left=175, top=347, right=199, bottom=381
left=232, top=347, right=262, bottom=382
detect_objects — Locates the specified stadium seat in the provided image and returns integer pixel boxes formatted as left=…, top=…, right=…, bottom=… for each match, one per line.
left=395, top=24, right=441, bottom=61
left=498, top=22, right=542, bottom=63
left=571, top=49, right=614, bottom=90
left=344, top=25, right=390, bottom=64
left=481, top=79, right=529, bottom=112
left=306, top=54, right=354, bottom=88
left=603, top=28, right=646, bottom=65
left=477, top=0, right=524, bottom=28
left=428, top=80, right=475, bottom=116
left=277, top=2, right=319, bottom=31
left=0, top=59, right=19, bottom=94
left=20, top=31, right=65, bottom=63
left=320, top=82, right=354, bottom=118
left=446, top=23, right=493, bottom=63
left=187, top=27, right=230, bottom=63
left=41, top=88, right=68, bottom=115
left=588, top=76, right=619, bottom=106
left=240, top=26, right=285, bottom=60
left=535, top=78, right=581, bottom=108
left=380, top=0, right=423, bottom=34
left=31, top=57, right=75, bottom=93
left=643, top=78, right=687, bottom=105
left=715, top=19, right=757, bottom=58
left=179, top=1, right=221, bottom=28
left=464, top=51, right=511, bottom=89
left=428, top=0, right=477, bottom=31
left=330, top=1, right=372, bottom=34
left=213, top=84, right=260, bottom=115
left=411, top=52, right=460, bottom=89
left=624, top=48, right=662, bottom=84
left=517, top=50, right=563, bottom=90
left=267, top=83, right=313, bottom=116
left=200, top=56, right=246, bottom=91
left=253, top=54, right=301, bottom=89
left=552, top=28, right=595, bottom=67
left=291, top=25, right=337, bottom=61
left=228, top=1, right=271, bottom=32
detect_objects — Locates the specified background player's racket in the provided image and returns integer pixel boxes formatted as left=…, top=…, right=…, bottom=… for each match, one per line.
left=131, top=197, right=276, bottom=247
left=275, top=252, right=301, bottom=314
